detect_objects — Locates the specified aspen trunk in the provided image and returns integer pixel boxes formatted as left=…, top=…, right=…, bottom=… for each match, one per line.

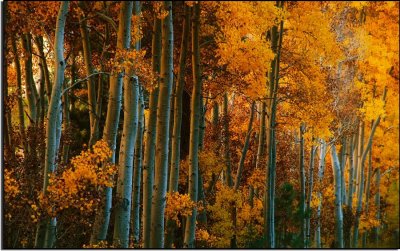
left=11, top=36, right=27, bottom=153
left=222, top=93, right=233, bottom=187
left=21, top=33, right=39, bottom=125
left=165, top=5, right=190, bottom=248
left=198, top=94, right=206, bottom=150
left=130, top=2, right=143, bottom=245
left=353, top=89, right=385, bottom=247
left=315, top=140, right=326, bottom=248
left=38, top=57, right=46, bottom=125
left=265, top=3, right=283, bottom=247
left=340, top=137, right=347, bottom=205
left=61, top=80, right=70, bottom=164
left=345, top=133, right=356, bottom=248
left=299, top=124, right=306, bottom=248
left=197, top=95, right=207, bottom=225
left=373, top=169, right=380, bottom=246
left=353, top=121, right=365, bottom=248
left=362, top=125, right=374, bottom=247
left=169, top=4, right=190, bottom=193
left=34, top=36, right=52, bottom=103
left=305, top=145, right=317, bottom=248
left=206, top=101, right=220, bottom=196
left=112, top=71, right=139, bottom=248
left=112, top=1, right=138, bottom=247
left=184, top=3, right=201, bottom=247
left=132, top=86, right=144, bottom=244
left=142, top=16, right=161, bottom=249
left=36, top=2, right=69, bottom=248
left=78, top=1, right=98, bottom=148
left=331, top=144, right=344, bottom=248
left=255, top=101, right=266, bottom=169
left=234, top=101, right=255, bottom=190
left=91, top=2, right=133, bottom=244
left=150, top=1, right=173, bottom=247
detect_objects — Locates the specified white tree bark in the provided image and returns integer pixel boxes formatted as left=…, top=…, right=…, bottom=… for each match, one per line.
left=184, top=3, right=202, bottom=246
left=37, top=2, right=69, bottom=248
left=91, top=1, right=133, bottom=244
left=315, top=139, right=326, bottom=248
left=150, top=1, right=173, bottom=247
left=331, top=144, right=344, bottom=248
left=142, top=16, right=161, bottom=249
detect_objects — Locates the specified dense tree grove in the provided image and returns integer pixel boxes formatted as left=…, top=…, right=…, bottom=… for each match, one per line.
left=2, top=1, right=399, bottom=248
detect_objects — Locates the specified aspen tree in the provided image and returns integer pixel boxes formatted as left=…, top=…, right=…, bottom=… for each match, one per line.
left=353, top=88, right=387, bottom=247
left=11, top=36, right=27, bottom=153
left=78, top=1, right=98, bottom=148
left=234, top=101, right=255, bottom=190
left=112, top=1, right=139, bottom=247
left=331, top=144, right=344, bottom=248
left=150, top=1, right=173, bottom=247
left=255, top=102, right=266, bottom=169
left=184, top=3, right=202, bottom=246
left=21, top=33, right=39, bottom=125
left=315, top=140, right=326, bottom=248
left=35, top=2, right=69, bottom=248
left=299, top=124, right=306, bottom=248
left=165, top=4, right=191, bottom=247
left=169, top=4, right=190, bottom=194
left=132, top=86, right=144, bottom=244
left=91, top=1, right=133, bottom=244
left=34, top=35, right=52, bottom=103
left=131, top=3, right=143, bottom=244
left=265, top=2, right=284, bottom=247
left=305, top=144, right=317, bottom=248
left=142, top=15, right=161, bottom=249
left=222, top=93, right=233, bottom=187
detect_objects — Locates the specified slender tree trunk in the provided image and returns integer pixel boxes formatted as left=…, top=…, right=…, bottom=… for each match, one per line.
left=132, top=86, right=144, bottom=244
left=256, top=101, right=266, bottom=169
left=206, top=101, right=220, bottom=196
left=11, top=36, right=27, bottom=153
left=165, top=5, right=190, bottom=248
left=353, top=121, right=364, bottom=248
left=352, top=125, right=360, bottom=211
left=299, top=124, right=306, bottom=248
left=112, top=1, right=138, bottom=247
left=169, top=4, right=190, bottom=193
left=373, top=169, right=380, bottom=246
left=353, top=87, right=385, bottom=247
left=61, top=80, right=70, bottom=164
left=150, top=1, right=173, bottom=247
left=340, top=137, right=347, bottom=205
left=113, top=72, right=139, bottom=248
left=34, top=36, right=52, bottom=103
left=142, top=16, right=161, bottom=249
left=91, top=2, right=133, bottom=244
left=78, top=1, right=98, bottom=148
left=315, top=140, right=326, bottom=248
left=21, top=33, right=39, bottom=126
left=345, top=133, right=356, bottom=247
left=234, top=101, right=255, bottom=190
left=184, top=3, right=201, bottom=247
left=198, top=94, right=206, bottom=150
left=35, top=2, right=69, bottom=248
left=222, top=93, right=233, bottom=187
left=331, top=144, right=344, bottom=248
left=265, top=2, right=283, bottom=247
left=129, top=3, right=143, bottom=246
left=305, top=144, right=317, bottom=248
left=197, top=95, right=207, bottom=226
left=362, top=122, right=374, bottom=247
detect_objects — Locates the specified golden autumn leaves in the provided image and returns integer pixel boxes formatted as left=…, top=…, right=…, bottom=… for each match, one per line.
left=23, top=140, right=117, bottom=221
